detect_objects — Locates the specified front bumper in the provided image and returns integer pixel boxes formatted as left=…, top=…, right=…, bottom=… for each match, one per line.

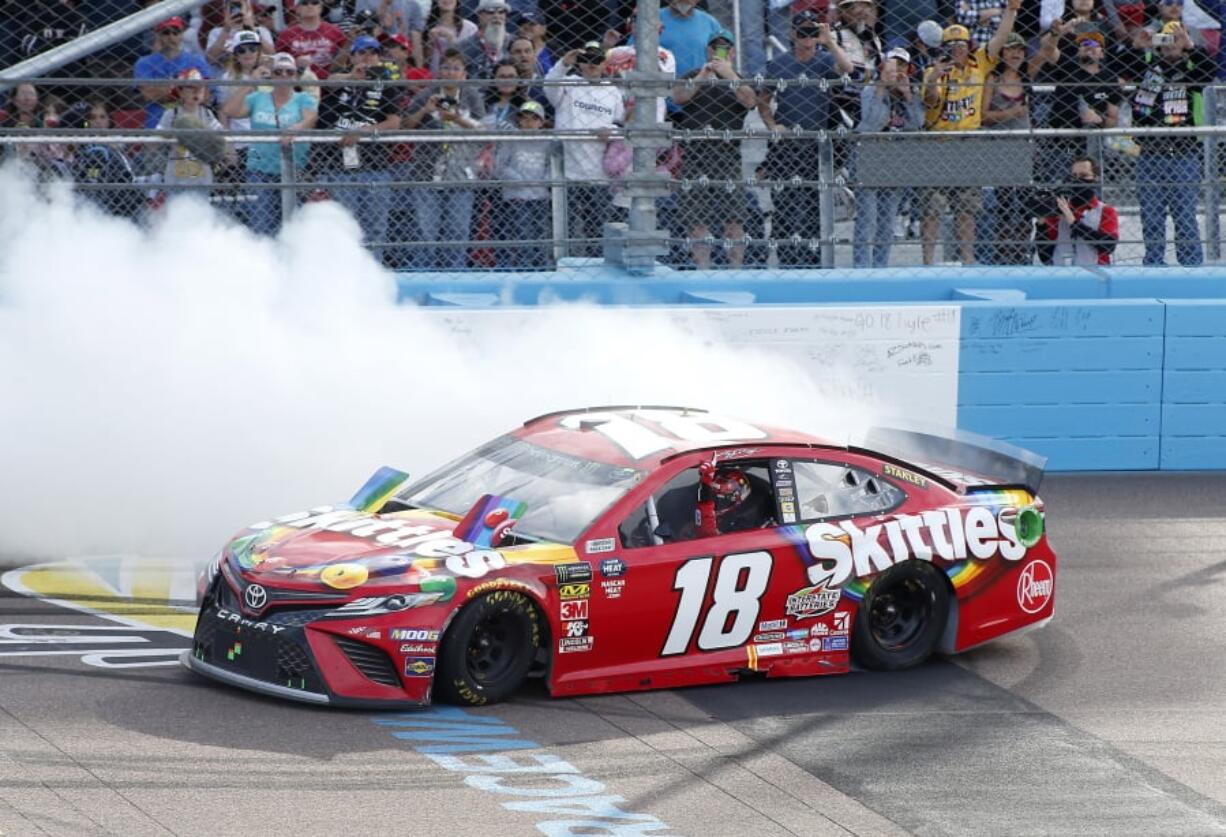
left=181, top=650, right=332, bottom=705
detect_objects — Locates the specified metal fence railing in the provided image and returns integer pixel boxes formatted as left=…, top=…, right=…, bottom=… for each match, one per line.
left=3, top=0, right=1223, bottom=275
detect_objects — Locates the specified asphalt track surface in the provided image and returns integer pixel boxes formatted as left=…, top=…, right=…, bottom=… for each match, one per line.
left=1, top=473, right=1224, bottom=836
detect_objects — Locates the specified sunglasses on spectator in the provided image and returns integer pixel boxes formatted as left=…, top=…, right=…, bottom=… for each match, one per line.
left=795, top=27, right=821, bottom=38
left=160, top=28, right=184, bottom=35
left=235, top=44, right=261, bottom=54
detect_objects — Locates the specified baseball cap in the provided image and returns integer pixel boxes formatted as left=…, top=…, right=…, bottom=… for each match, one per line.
left=519, top=100, right=546, bottom=118
left=708, top=29, right=735, bottom=45
left=155, top=16, right=186, bottom=32
left=1077, top=30, right=1105, bottom=46
left=792, top=10, right=822, bottom=28
left=228, top=29, right=262, bottom=50
left=384, top=33, right=411, bottom=50
left=579, top=40, right=605, bottom=62
left=838, top=0, right=873, bottom=6
left=351, top=34, right=382, bottom=52
left=477, top=0, right=510, bottom=10
left=1003, top=32, right=1026, bottom=48
left=516, top=11, right=543, bottom=25
left=942, top=24, right=971, bottom=43
left=917, top=19, right=943, bottom=48
left=885, top=46, right=911, bottom=63
left=271, top=52, right=298, bottom=72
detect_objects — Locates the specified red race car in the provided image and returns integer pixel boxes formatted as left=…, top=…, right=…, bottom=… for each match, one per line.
left=182, top=406, right=1056, bottom=707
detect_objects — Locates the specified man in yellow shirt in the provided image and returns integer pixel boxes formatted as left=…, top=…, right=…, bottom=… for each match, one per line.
left=917, top=0, right=1020, bottom=264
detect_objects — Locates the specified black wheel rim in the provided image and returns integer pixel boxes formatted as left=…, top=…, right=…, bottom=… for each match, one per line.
left=465, top=610, right=523, bottom=686
left=868, top=577, right=932, bottom=651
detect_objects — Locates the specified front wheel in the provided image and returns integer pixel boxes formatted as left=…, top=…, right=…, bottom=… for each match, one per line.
left=851, top=560, right=950, bottom=671
left=436, top=591, right=541, bottom=706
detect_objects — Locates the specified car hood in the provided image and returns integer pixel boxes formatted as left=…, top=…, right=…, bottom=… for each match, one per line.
left=224, top=506, right=575, bottom=592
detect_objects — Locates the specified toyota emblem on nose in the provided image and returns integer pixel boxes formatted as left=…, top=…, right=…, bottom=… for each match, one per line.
left=244, top=583, right=268, bottom=611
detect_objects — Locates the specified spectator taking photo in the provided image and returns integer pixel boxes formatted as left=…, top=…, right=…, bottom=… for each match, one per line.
left=1035, top=157, right=1119, bottom=266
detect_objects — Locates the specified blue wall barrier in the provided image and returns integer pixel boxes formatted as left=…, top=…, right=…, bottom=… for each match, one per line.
left=396, top=264, right=1226, bottom=472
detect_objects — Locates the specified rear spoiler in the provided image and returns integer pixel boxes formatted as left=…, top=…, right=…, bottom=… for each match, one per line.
left=857, top=426, right=1047, bottom=495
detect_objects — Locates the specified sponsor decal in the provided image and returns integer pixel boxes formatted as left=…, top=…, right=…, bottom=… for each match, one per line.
left=1017, top=559, right=1054, bottom=613
left=778, top=487, right=795, bottom=500
left=758, top=618, right=787, bottom=631
left=774, top=459, right=790, bottom=472
left=467, top=579, right=536, bottom=599
left=585, top=538, right=616, bottom=555
left=882, top=463, right=928, bottom=488
left=564, top=620, right=589, bottom=638
left=558, top=636, right=593, bottom=653
left=215, top=608, right=285, bottom=634
left=810, top=622, right=829, bottom=637
left=822, top=636, right=849, bottom=652
left=399, top=643, right=435, bottom=654
left=783, top=641, right=807, bottom=654
left=367, top=630, right=382, bottom=639
left=250, top=508, right=507, bottom=567
left=785, top=584, right=841, bottom=620
left=558, top=583, right=590, bottom=601
left=804, top=505, right=1029, bottom=588
left=714, top=447, right=760, bottom=461
left=913, top=462, right=993, bottom=486
left=560, top=600, right=589, bottom=621
left=348, top=626, right=369, bottom=635
left=404, top=656, right=436, bottom=677
left=809, top=612, right=851, bottom=638
left=753, top=631, right=784, bottom=642
left=600, top=579, right=625, bottom=599
left=599, top=558, right=626, bottom=578
left=833, top=612, right=850, bottom=632
left=390, top=628, right=441, bottom=641
left=785, top=629, right=807, bottom=640
left=755, top=642, right=783, bottom=657
left=554, top=562, right=594, bottom=584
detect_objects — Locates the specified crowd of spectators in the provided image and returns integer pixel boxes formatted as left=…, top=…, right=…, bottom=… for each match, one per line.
left=0, top=0, right=1223, bottom=269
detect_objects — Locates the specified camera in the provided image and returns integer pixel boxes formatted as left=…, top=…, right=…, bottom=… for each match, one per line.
left=438, top=96, right=458, bottom=111
left=1151, top=32, right=1175, bottom=46
left=579, top=46, right=605, bottom=64
left=713, top=45, right=730, bottom=60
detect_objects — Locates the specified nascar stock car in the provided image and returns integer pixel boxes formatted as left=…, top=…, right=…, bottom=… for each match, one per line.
left=182, top=406, right=1056, bottom=708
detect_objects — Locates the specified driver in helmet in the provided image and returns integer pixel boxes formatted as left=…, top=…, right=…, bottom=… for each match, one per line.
left=695, top=462, right=774, bottom=537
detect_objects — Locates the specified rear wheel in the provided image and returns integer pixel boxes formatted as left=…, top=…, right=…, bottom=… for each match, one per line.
left=436, top=591, right=541, bottom=706
left=851, top=561, right=950, bottom=671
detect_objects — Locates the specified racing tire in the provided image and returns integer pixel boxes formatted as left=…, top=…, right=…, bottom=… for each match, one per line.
left=851, top=560, right=951, bottom=671
left=436, top=591, right=542, bottom=706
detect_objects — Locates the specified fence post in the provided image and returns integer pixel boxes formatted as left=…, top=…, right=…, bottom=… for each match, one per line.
left=279, top=142, right=297, bottom=226
left=1204, top=85, right=1220, bottom=263
left=550, top=149, right=567, bottom=262
left=604, top=0, right=669, bottom=274
left=818, top=132, right=835, bottom=269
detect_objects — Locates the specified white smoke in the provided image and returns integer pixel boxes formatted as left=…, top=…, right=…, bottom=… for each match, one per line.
left=0, top=165, right=871, bottom=561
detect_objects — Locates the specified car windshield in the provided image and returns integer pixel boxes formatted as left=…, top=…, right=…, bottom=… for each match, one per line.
left=395, top=436, right=644, bottom=544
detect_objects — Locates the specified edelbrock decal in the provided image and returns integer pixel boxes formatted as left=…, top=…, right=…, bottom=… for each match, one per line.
left=805, top=505, right=1029, bottom=588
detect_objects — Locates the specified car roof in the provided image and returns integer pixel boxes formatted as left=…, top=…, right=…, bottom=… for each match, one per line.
left=514, top=406, right=835, bottom=469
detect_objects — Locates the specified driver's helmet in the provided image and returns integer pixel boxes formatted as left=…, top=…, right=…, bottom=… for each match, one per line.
left=710, top=468, right=753, bottom=522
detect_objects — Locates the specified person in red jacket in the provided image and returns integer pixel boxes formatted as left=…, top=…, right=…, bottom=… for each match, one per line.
left=1037, top=157, right=1119, bottom=266
left=275, top=0, right=345, bottom=77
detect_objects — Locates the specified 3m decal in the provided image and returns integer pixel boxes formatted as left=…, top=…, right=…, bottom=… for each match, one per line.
left=1017, top=559, right=1054, bottom=613
left=805, top=505, right=1029, bottom=588
left=554, top=563, right=593, bottom=584
left=785, top=584, right=841, bottom=620
left=560, top=600, right=589, bottom=621
left=558, top=583, right=590, bottom=600
left=662, top=551, right=772, bottom=656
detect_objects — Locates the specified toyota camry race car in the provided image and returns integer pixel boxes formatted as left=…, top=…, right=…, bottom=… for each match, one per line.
left=182, top=407, right=1056, bottom=708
